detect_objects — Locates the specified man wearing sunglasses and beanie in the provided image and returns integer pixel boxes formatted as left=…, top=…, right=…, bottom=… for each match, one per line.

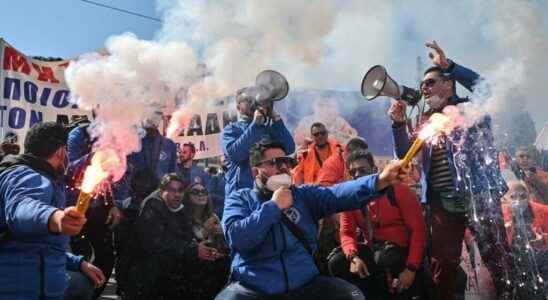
left=216, top=138, right=407, bottom=300
left=388, top=41, right=513, bottom=299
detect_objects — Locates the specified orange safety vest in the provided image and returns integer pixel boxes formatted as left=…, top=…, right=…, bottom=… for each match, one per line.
left=293, top=139, right=340, bottom=184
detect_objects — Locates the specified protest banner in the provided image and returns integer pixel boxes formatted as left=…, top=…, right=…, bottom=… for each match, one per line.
left=0, top=38, right=90, bottom=146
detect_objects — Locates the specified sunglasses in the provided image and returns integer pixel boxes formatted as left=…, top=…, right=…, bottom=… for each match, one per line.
left=257, top=156, right=296, bottom=168
left=420, top=78, right=439, bottom=89
left=349, top=167, right=374, bottom=178
left=190, top=189, right=208, bottom=196
left=312, top=130, right=327, bottom=137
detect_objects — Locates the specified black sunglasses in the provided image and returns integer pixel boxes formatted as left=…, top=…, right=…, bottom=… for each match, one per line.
left=190, top=189, right=208, bottom=196
left=312, top=130, right=327, bottom=137
left=420, top=78, right=439, bottom=89
left=257, top=156, right=296, bottom=168
left=349, top=166, right=374, bottom=178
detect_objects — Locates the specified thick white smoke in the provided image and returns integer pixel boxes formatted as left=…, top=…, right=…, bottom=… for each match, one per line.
left=65, top=33, right=201, bottom=179
left=156, top=0, right=546, bottom=139
left=65, top=0, right=547, bottom=177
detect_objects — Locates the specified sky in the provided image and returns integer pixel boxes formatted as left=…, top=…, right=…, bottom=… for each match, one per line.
left=0, top=0, right=160, bottom=58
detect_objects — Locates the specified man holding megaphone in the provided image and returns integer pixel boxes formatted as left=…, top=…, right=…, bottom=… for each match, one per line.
left=388, top=41, right=513, bottom=300
left=221, top=70, right=296, bottom=198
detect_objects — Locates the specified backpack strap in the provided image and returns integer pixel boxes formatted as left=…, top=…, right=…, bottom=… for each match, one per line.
left=280, top=214, right=314, bottom=256
left=386, top=186, right=397, bottom=207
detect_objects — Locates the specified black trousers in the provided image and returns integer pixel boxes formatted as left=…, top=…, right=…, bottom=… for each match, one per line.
left=328, top=243, right=436, bottom=300
left=72, top=204, right=115, bottom=299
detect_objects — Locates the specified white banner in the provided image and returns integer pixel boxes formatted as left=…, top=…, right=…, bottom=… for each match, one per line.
left=0, top=38, right=90, bottom=146
left=165, top=99, right=237, bottom=160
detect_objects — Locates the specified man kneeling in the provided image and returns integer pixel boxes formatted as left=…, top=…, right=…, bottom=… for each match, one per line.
left=216, top=139, right=406, bottom=300
left=328, top=150, right=434, bottom=300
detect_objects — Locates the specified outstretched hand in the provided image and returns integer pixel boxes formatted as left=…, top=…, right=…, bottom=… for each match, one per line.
left=425, top=40, right=450, bottom=69
left=377, top=160, right=408, bottom=191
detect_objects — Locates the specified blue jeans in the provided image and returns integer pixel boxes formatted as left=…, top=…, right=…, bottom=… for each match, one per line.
left=215, top=276, right=365, bottom=300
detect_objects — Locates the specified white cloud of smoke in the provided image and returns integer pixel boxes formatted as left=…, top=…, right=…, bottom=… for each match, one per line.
left=66, top=0, right=548, bottom=172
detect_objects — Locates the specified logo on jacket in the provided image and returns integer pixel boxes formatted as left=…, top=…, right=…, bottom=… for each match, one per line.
left=283, top=207, right=301, bottom=223
left=159, top=151, right=167, bottom=161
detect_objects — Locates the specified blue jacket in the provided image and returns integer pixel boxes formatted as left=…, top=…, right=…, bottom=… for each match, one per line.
left=392, top=62, right=508, bottom=203
left=222, top=175, right=381, bottom=295
left=222, top=120, right=295, bottom=197
left=0, top=155, right=83, bottom=299
left=67, top=125, right=91, bottom=162
left=209, top=173, right=226, bottom=218
left=176, top=162, right=210, bottom=187
left=128, top=129, right=178, bottom=183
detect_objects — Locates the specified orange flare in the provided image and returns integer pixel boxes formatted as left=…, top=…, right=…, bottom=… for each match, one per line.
left=401, top=113, right=451, bottom=169
left=76, top=149, right=122, bottom=214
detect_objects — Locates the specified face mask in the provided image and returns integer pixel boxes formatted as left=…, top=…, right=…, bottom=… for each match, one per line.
left=511, top=200, right=528, bottom=213
left=427, top=95, right=445, bottom=110
left=265, top=173, right=292, bottom=192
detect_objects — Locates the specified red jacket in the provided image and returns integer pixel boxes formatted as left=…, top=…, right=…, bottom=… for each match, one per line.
left=340, top=184, right=426, bottom=270
left=501, top=200, right=548, bottom=250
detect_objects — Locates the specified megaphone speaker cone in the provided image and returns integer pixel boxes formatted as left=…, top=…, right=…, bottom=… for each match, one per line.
left=256, top=70, right=289, bottom=101
left=361, top=65, right=388, bottom=100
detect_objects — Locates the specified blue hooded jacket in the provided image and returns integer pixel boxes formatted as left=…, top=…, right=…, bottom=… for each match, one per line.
left=222, top=119, right=295, bottom=198
left=0, top=155, right=83, bottom=300
left=222, top=174, right=381, bottom=295
left=128, top=129, right=178, bottom=182
left=392, top=62, right=508, bottom=203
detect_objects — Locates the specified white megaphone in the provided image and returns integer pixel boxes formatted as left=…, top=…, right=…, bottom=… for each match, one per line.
left=361, top=65, right=421, bottom=105
left=237, top=70, right=289, bottom=109
left=255, top=70, right=289, bottom=104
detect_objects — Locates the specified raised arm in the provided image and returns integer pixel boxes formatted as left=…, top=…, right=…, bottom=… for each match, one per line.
left=222, top=122, right=268, bottom=163
left=300, top=161, right=403, bottom=220
left=299, top=174, right=381, bottom=221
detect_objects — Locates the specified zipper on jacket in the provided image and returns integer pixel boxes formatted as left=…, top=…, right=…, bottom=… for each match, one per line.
left=39, top=252, right=46, bottom=300
left=279, top=224, right=289, bottom=294
left=271, top=227, right=277, bottom=251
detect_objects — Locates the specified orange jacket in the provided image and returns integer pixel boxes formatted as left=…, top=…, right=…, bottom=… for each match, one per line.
left=501, top=200, right=548, bottom=250
left=317, top=150, right=348, bottom=187
left=292, top=139, right=340, bottom=185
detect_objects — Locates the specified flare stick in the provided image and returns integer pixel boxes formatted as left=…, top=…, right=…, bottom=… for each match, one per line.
left=75, top=191, right=92, bottom=214
left=401, top=138, right=425, bottom=169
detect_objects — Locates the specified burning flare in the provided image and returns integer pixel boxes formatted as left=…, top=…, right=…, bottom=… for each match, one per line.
left=75, top=149, right=123, bottom=214
left=401, top=113, right=451, bottom=168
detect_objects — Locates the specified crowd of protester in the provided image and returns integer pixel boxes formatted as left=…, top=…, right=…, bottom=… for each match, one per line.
left=1, top=40, right=547, bottom=300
